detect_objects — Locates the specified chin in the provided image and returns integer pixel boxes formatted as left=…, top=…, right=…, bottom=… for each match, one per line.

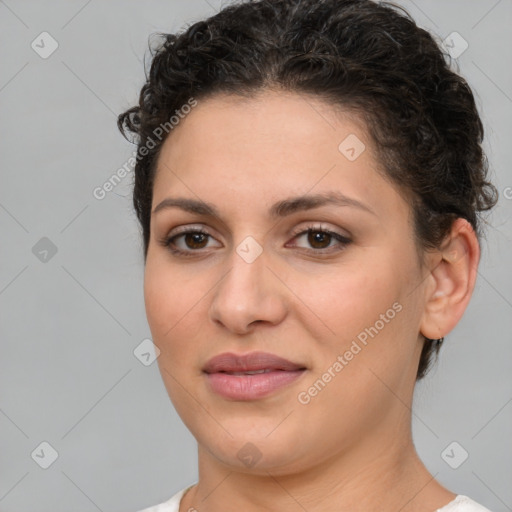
left=196, top=425, right=310, bottom=472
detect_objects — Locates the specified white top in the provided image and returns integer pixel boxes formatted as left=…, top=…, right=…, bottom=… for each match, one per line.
left=137, top=484, right=494, bottom=512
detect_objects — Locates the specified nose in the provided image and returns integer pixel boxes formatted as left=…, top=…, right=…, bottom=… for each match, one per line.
left=209, top=245, right=288, bottom=335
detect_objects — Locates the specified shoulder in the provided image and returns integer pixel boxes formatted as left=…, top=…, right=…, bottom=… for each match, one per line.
left=438, top=495, right=494, bottom=512
left=136, top=484, right=196, bottom=512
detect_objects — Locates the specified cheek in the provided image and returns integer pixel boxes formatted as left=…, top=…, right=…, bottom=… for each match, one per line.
left=143, top=256, right=211, bottom=365
left=144, top=259, right=172, bottom=340
left=144, top=258, right=188, bottom=347
left=288, top=258, right=397, bottom=340
left=143, top=259, right=204, bottom=408
left=290, top=253, right=416, bottom=388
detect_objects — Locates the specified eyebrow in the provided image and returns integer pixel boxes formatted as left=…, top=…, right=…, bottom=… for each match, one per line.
left=152, top=191, right=376, bottom=219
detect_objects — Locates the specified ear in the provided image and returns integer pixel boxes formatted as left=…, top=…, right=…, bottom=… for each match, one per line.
left=419, top=218, right=480, bottom=340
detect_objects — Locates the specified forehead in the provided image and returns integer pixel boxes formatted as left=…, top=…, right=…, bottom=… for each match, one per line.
left=157, top=90, right=371, bottom=165
left=152, top=90, right=409, bottom=224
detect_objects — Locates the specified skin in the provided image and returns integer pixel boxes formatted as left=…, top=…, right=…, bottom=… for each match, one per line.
left=144, top=90, right=480, bottom=512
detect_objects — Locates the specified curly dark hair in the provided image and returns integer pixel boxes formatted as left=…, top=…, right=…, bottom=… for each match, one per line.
left=118, top=0, right=498, bottom=380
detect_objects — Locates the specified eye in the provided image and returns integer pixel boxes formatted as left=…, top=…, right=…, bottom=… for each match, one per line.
left=159, top=227, right=219, bottom=257
left=288, top=224, right=352, bottom=254
left=158, top=223, right=352, bottom=258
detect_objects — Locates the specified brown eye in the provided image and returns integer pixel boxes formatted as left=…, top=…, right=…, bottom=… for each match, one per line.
left=183, top=232, right=209, bottom=249
left=159, top=228, right=220, bottom=257
left=289, top=225, right=352, bottom=255
left=307, top=230, right=333, bottom=249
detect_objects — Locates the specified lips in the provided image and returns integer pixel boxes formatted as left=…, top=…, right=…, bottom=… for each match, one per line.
left=203, top=351, right=306, bottom=374
left=203, top=351, right=307, bottom=400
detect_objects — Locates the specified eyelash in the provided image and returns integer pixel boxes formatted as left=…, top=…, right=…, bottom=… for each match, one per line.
left=158, top=223, right=352, bottom=258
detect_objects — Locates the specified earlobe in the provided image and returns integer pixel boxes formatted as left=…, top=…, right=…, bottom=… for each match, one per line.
left=420, top=218, right=480, bottom=340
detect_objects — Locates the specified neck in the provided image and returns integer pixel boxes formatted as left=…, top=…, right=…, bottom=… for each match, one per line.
left=181, top=418, right=455, bottom=512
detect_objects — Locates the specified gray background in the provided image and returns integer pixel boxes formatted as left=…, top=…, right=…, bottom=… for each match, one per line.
left=0, top=1, right=511, bottom=511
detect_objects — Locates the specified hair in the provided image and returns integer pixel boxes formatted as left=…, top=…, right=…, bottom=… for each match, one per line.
left=118, top=0, right=498, bottom=380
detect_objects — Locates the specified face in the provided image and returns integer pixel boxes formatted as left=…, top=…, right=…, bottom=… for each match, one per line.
left=144, top=90, right=430, bottom=475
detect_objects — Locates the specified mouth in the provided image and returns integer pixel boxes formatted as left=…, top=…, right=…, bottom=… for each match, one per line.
left=219, top=369, right=274, bottom=375
left=203, top=351, right=307, bottom=400
left=203, top=351, right=306, bottom=374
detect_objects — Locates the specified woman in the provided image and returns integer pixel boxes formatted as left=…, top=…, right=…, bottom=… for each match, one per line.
left=118, top=1, right=498, bottom=510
